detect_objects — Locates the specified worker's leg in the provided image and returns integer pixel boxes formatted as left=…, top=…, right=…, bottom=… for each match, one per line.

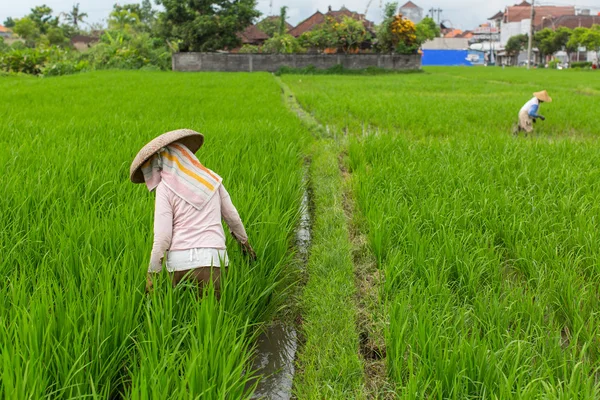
left=518, top=111, right=533, bottom=135
left=172, top=267, right=223, bottom=299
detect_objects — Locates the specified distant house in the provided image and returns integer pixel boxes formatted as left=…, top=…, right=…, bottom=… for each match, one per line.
left=288, top=6, right=374, bottom=38
left=238, top=25, right=269, bottom=46
left=500, top=3, right=575, bottom=44
left=534, top=14, right=600, bottom=30
left=71, top=35, right=100, bottom=51
left=0, top=25, right=12, bottom=39
left=399, top=1, right=423, bottom=23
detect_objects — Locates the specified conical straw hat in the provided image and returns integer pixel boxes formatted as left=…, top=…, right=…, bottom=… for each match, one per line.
left=533, top=90, right=552, bottom=103
left=129, top=129, right=204, bottom=184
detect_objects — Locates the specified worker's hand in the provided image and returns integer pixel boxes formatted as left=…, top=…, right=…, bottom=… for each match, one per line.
left=539, top=115, right=546, bottom=121
left=241, top=241, right=257, bottom=261
left=146, top=273, right=154, bottom=293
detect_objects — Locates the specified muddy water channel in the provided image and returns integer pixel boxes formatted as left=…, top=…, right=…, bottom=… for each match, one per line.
left=249, top=187, right=310, bottom=399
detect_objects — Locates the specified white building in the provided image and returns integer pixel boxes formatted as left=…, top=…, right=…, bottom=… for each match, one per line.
left=399, top=1, right=423, bottom=24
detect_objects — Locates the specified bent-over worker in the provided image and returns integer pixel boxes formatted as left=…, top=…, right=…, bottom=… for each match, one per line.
left=516, top=90, right=552, bottom=134
left=129, top=129, right=256, bottom=297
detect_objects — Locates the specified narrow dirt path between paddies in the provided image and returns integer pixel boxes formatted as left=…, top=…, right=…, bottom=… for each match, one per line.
left=277, top=77, right=390, bottom=399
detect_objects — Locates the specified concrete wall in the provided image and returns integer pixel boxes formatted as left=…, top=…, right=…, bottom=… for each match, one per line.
left=422, top=38, right=470, bottom=50
left=172, top=53, right=421, bottom=72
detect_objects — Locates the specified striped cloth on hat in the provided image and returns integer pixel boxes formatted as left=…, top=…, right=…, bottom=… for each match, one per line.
left=141, top=143, right=221, bottom=211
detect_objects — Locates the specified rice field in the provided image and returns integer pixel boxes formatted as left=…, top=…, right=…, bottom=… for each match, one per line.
left=3, top=67, right=600, bottom=399
left=284, top=67, right=600, bottom=398
left=0, top=71, right=307, bottom=398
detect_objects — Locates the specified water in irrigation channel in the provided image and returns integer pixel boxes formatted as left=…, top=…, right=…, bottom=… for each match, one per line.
left=249, top=187, right=310, bottom=399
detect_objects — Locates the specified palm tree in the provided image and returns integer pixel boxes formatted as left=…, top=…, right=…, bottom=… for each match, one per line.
left=64, top=3, right=88, bottom=29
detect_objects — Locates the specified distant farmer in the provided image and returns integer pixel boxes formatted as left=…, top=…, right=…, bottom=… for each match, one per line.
left=515, top=90, right=552, bottom=135
left=129, top=129, right=256, bottom=297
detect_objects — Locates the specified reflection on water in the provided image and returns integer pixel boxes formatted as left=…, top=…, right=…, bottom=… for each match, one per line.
left=250, top=323, right=297, bottom=400
left=249, top=187, right=309, bottom=399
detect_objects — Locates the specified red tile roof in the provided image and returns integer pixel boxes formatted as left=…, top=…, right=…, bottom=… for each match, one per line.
left=0, top=25, right=12, bottom=33
left=535, top=14, right=600, bottom=30
left=288, top=8, right=374, bottom=38
left=505, top=5, right=574, bottom=25
left=239, top=24, right=269, bottom=44
left=488, top=11, right=504, bottom=20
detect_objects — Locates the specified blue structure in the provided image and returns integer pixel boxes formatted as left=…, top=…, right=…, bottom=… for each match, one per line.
left=422, top=49, right=473, bottom=66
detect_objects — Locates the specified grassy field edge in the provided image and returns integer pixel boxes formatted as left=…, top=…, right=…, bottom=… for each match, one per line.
left=276, top=77, right=366, bottom=398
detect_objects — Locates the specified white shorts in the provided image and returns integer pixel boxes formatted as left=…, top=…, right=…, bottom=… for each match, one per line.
left=166, top=248, right=229, bottom=272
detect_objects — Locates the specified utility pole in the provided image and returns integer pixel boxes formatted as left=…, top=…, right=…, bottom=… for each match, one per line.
left=428, top=8, right=443, bottom=23
left=527, top=0, right=535, bottom=69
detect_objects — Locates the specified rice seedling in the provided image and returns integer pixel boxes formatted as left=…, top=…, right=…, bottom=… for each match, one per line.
left=0, top=70, right=308, bottom=398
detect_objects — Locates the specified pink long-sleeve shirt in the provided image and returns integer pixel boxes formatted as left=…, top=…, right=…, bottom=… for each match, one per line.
left=149, top=181, right=248, bottom=272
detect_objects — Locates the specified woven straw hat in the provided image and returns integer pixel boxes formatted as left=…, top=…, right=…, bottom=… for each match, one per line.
left=129, top=129, right=204, bottom=184
left=533, top=90, right=552, bottom=103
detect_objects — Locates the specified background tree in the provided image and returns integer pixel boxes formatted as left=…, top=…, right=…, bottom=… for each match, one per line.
left=63, top=3, right=88, bottom=29
left=505, top=34, right=528, bottom=64
left=156, top=0, right=260, bottom=52
left=415, top=16, right=440, bottom=46
left=581, top=25, right=600, bottom=56
left=28, top=5, right=58, bottom=34
left=140, top=0, right=156, bottom=28
left=375, top=2, right=399, bottom=53
left=567, top=27, right=587, bottom=54
left=553, top=27, right=574, bottom=59
left=331, top=17, right=371, bottom=53
left=256, top=17, right=281, bottom=38
left=108, top=7, right=141, bottom=32
left=262, top=7, right=303, bottom=54
left=13, top=18, right=40, bottom=44
left=534, top=28, right=557, bottom=61
left=3, top=17, right=16, bottom=28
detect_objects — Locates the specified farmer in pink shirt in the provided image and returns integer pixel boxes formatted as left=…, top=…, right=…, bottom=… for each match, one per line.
left=129, top=129, right=256, bottom=297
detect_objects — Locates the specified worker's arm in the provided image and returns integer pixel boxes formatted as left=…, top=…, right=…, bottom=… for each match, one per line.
left=528, top=104, right=545, bottom=120
left=220, top=184, right=256, bottom=260
left=149, top=183, right=173, bottom=273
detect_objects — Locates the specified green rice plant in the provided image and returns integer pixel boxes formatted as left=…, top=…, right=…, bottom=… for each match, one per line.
left=0, top=71, right=309, bottom=397
left=284, top=68, right=600, bottom=398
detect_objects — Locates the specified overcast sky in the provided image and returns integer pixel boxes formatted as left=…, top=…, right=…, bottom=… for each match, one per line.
left=2, top=0, right=599, bottom=31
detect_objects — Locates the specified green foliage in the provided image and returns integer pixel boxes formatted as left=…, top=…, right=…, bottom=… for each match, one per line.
left=256, top=17, right=280, bottom=38
left=83, top=30, right=171, bottom=70
left=534, top=28, right=556, bottom=59
left=374, top=2, right=399, bottom=53
left=45, top=26, right=69, bottom=46
left=298, top=16, right=371, bottom=53
left=298, top=28, right=336, bottom=52
left=0, top=38, right=8, bottom=53
left=28, top=4, right=58, bottom=34
left=13, top=17, right=40, bottom=43
left=547, top=58, right=560, bottom=69
left=505, top=34, right=528, bottom=60
left=262, top=34, right=305, bottom=54
left=571, top=61, right=592, bottom=69
left=238, top=44, right=260, bottom=53
left=155, top=0, right=261, bottom=52
left=3, top=17, right=16, bottom=28
left=415, top=17, right=440, bottom=46
left=108, top=7, right=141, bottom=32
left=566, top=26, right=600, bottom=53
left=63, top=3, right=88, bottom=29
